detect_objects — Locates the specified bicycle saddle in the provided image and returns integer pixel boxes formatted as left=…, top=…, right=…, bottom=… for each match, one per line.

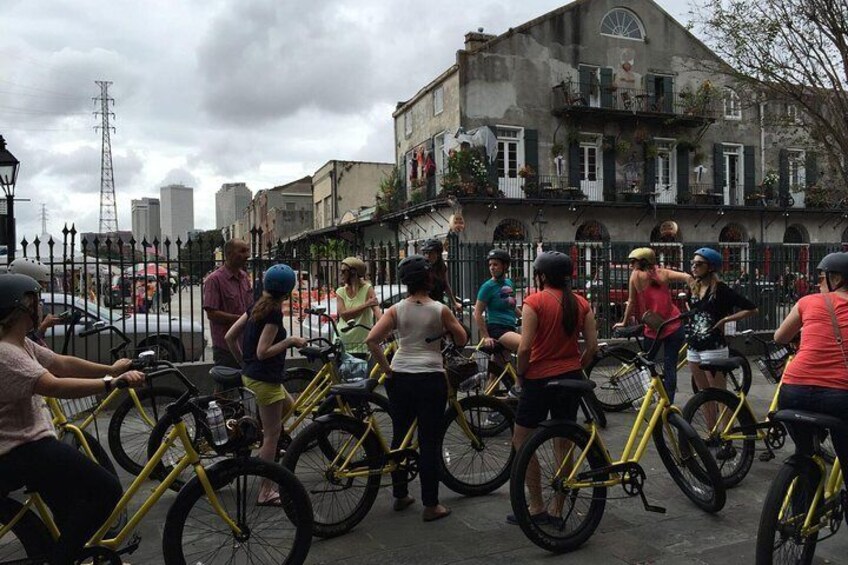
left=300, top=345, right=334, bottom=361
left=772, top=409, right=848, bottom=435
left=544, top=378, right=597, bottom=395
left=698, top=357, right=744, bottom=374
left=615, top=325, right=644, bottom=339
left=209, top=366, right=243, bottom=388
left=329, top=378, right=379, bottom=397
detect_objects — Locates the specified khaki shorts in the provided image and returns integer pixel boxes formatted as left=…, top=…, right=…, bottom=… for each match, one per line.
left=241, top=375, right=288, bottom=407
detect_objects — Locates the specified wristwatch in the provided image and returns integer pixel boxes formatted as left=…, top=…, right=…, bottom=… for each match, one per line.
left=103, top=376, right=114, bottom=392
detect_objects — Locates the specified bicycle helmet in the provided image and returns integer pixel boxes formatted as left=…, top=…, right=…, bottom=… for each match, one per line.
left=8, top=257, right=50, bottom=284
left=0, top=274, right=42, bottom=321
left=341, top=256, right=367, bottom=278
left=420, top=239, right=444, bottom=255
left=693, top=247, right=723, bottom=271
left=263, top=264, right=296, bottom=297
left=486, top=248, right=511, bottom=267
left=398, top=254, right=431, bottom=285
left=818, top=252, right=848, bottom=291
left=628, top=247, right=656, bottom=266
left=533, top=251, right=573, bottom=279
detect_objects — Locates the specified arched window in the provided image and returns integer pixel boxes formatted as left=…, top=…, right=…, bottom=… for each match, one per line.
left=783, top=224, right=809, bottom=244
left=719, top=223, right=746, bottom=242
left=493, top=218, right=526, bottom=242
left=575, top=220, right=609, bottom=241
left=600, top=8, right=645, bottom=41
left=724, top=88, right=741, bottom=120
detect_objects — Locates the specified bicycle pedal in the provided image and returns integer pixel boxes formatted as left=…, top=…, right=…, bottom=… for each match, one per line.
left=119, top=534, right=142, bottom=555
left=758, top=451, right=775, bottom=462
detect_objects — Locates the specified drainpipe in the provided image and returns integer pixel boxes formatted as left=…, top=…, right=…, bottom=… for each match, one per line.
left=760, top=102, right=767, bottom=243
left=330, top=163, right=338, bottom=227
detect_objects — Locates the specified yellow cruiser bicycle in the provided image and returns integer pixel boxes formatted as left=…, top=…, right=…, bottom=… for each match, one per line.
left=755, top=409, right=844, bottom=564
left=509, top=312, right=725, bottom=554
left=282, top=334, right=515, bottom=538
left=0, top=352, right=314, bottom=565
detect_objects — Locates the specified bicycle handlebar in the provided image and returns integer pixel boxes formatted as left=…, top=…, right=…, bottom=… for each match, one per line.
left=341, top=323, right=372, bottom=334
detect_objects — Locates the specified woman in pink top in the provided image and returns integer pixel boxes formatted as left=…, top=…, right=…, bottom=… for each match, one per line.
left=615, top=247, right=687, bottom=402
left=775, top=252, right=848, bottom=486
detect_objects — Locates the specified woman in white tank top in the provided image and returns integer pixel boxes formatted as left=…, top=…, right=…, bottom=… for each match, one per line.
left=367, top=255, right=467, bottom=523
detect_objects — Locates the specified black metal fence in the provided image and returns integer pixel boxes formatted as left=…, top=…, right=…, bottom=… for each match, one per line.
left=9, top=224, right=843, bottom=364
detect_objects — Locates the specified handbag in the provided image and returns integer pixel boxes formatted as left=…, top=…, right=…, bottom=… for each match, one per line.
left=822, top=293, right=848, bottom=371
left=641, top=310, right=665, bottom=332
left=444, top=348, right=479, bottom=389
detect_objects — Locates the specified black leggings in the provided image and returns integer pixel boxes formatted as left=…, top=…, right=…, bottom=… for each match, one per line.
left=385, top=372, right=448, bottom=507
left=0, top=437, right=122, bottom=564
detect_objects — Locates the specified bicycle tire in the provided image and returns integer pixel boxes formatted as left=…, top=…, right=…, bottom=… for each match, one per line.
left=282, top=416, right=382, bottom=539
left=681, top=388, right=756, bottom=488
left=509, top=422, right=608, bottom=553
left=439, top=395, right=514, bottom=496
left=755, top=458, right=819, bottom=565
left=585, top=346, right=639, bottom=412
left=652, top=413, right=726, bottom=513
left=108, top=386, right=184, bottom=476
left=690, top=349, right=751, bottom=395
left=0, top=497, right=54, bottom=562
left=162, top=458, right=313, bottom=565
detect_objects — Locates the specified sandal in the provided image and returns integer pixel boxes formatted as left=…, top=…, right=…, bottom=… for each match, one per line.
left=393, top=496, right=415, bottom=511
left=422, top=505, right=451, bottom=522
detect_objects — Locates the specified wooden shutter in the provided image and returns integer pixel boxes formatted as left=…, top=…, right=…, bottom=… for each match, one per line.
left=806, top=152, right=818, bottom=187
left=713, top=143, right=725, bottom=195
left=644, top=143, right=656, bottom=193
left=568, top=141, right=581, bottom=189
left=677, top=147, right=689, bottom=203
left=603, top=135, right=616, bottom=201
left=524, top=129, right=539, bottom=177
left=600, top=68, right=613, bottom=108
left=744, top=146, right=756, bottom=198
left=779, top=149, right=790, bottom=197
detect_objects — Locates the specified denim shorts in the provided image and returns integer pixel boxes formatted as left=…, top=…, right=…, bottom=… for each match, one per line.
left=686, top=346, right=729, bottom=364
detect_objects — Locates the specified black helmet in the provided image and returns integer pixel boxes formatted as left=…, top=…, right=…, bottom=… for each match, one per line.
left=0, top=274, right=42, bottom=319
left=420, top=239, right=443, bottom=254
left=398, top=254, right=431, bottom=285
left=487, top=248, right=511, bottom=267
left=818, top=252, right=848, bottom=290
left=533, top=251, right=573, bottom=279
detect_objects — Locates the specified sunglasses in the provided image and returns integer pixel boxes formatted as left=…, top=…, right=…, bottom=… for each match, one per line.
left=690, top=260, right=708, bottom=267
left=340, top=268, right=350, bottom=274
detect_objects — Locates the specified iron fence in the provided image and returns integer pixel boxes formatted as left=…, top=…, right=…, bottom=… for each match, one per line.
left=9, top=224, right=843, bottom=364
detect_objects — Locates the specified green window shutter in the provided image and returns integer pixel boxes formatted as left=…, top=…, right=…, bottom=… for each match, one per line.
left=568, top=141, right=581, bottom=189
left=806, top=152, right=818, bottom=186
left=663, top=76, right=674, bottom=113
left=779, top=149, right=790, bottom=197
left=677, top=147, right=689, bottom=203
left=713, top=143, right=725, bottom=195
left=603, top=135, right=616, bottom=201
left=644, top=143, right=656, bottom=193
left=579, top=67, right=592, bottom=102
left=744, top=146, right=756, bottom=198
left=600, top=68, right=613, bottom=108
left=524, top=129, right=539, bottom=176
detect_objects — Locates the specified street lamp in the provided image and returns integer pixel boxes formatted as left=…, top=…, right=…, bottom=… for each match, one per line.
left=0, top=136, right=20, bottom=263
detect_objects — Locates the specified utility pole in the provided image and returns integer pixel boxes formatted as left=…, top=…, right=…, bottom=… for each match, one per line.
left=94, top=80, right=118, bottom=234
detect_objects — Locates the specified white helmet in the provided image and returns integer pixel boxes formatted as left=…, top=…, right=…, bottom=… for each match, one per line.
left=8, top=258, right=50, bottom=284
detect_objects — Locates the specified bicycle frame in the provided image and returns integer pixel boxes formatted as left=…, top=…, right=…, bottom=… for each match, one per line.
left=781, top=455, right=844, bottom=538
left=471, top=339, right=519, bottom=396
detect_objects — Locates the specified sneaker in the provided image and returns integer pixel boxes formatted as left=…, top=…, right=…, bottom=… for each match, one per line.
left=485, top=412, right=506, bottom=426
left=716, top=443, right=737, bottom=461
left=508, top=385, right=523, bottom=399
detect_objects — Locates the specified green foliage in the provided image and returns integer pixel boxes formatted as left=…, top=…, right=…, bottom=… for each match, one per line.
left=440, top=146, right=495, bottom=196
left=180, top=229, right=225, bottom=277
left=376, top=166, right=402, bottom=216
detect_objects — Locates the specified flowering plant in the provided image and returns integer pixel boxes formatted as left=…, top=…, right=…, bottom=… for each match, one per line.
left=518, top=165, right=536, bottom=178
left=762, top=172, right=779, bottom=189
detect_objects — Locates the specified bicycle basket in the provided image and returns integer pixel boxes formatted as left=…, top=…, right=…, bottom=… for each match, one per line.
left=198, top=387, right=260, bottom=454
left=613, top=366, right=651, bottom=403
left=59, top=396, right=98, bottom=422
left=445, top=350, right=479, bottom=389
left=756, top=344, right=791, bottom=384
left=339, top=352, right=368, bottom=382
left=472, top=349, right=489, bottom=375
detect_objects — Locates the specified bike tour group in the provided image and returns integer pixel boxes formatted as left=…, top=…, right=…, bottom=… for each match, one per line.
left=0, top=235, right=846, bottom=564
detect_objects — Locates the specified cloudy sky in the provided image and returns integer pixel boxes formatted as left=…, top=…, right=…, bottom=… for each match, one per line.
left=1, top=0, right=689, bottom=242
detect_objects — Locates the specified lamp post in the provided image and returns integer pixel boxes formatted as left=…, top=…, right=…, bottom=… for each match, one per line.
left=0, top=136, right=20, bottom=263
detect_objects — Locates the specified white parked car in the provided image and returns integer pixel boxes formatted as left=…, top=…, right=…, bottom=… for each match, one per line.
left=42, top=293, right=206, bottom=363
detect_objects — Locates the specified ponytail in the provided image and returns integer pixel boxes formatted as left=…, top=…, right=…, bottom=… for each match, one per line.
left=542, top=272, right=578, bottom=336
left=251, top=291, right=284, bottom=323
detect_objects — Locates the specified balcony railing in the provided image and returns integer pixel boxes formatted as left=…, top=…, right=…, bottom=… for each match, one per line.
left=552, top=81, right=717, bottom=120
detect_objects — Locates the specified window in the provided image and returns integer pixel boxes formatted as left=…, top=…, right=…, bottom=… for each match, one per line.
left=786, top=104, right=798, bottom=121
left=403, top=112, right=412, bottom=137
left=323, top=196, right=333, bottom=227
left=286, top=202, right=296, bottom=211
left=655, top=140, right=676, bottom=189
left=579, top=144, right=598, bottom=182
left=788, top=149, right=806, bottom=190
left=433, top=86, right=444, bottom=116
left=600, top=8, right=645, bottom=41
left=496, top=127, right=522, bottom=179
left=724, top=88, right=741, bottom=120
left=434, top=132, right=446, bottom=176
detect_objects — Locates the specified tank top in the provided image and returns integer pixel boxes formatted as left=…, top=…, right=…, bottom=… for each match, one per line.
left=336, top=282, right=374, bottom=354
left=523, top=289, right=590, bottom=379
left=391, top=298, right=446, bottom=374
left=783, top=292, right=848, bottom=390
left=638, top=273, right=681, bottom=340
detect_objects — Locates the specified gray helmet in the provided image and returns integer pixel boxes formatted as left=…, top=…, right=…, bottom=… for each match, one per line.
left=0, top=274, right=42, bottom=319
left=398, top=254, right=431, bottom=285
left=420, top=239, right=443, bottom=254
left=487, top=248, right=511, bottom=267
left=818, top=252, right=848, bottom=290
left=8, top=257, right=49, bottom=284
left=533, top=251, right=573, bottom=279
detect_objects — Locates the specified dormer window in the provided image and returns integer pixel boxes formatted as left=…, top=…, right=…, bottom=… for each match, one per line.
left=600, top=8, right=645, bottom=41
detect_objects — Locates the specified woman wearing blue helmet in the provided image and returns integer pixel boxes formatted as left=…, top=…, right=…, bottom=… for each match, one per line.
left=225, top=263, right=307, bottom=506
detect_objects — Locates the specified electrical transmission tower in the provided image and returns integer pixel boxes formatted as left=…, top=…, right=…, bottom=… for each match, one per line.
left=40, top=203, right=48, bottom=236
left=94, top=80, right=118, bottom=234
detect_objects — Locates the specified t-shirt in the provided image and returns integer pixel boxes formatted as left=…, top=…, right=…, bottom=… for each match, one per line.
left=477, top=278, right=517, bottom=329
left=784, top=293, right=848, bottom=390
left=687, top=281, right=756, bottom=351
left=241, top=306, right=287, bottom=384
left=0, top=338, right=58, bottom=456
left=523, top=289, right=590, bottom=379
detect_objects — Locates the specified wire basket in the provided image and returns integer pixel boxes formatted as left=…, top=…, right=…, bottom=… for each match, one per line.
left=472, top=349, right=489, bottom=375
left=756, top=345, right=791, bottom=384
left=59, top=396, right=98, bottom=421
left=613, top=367, right=651, bottom=403
left=197, top=387, right=260, bottom=455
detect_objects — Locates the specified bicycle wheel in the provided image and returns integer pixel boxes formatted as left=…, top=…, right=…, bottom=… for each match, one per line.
left=690, top=349, right=751, bottom=394
left=509, top=422, right=608, bottom=553
left=0, top=497, right=53, bottom=562
left=681, top=388, right=756, bottom=488
left=755, top=458, right=820, bottom=565
left=585, top=346, right=638, bottom=412
left=439, top=395, right=514, bottom=496
left=282, top=416, right=382, bottom=538
left=108, top=386, right=183, bottom=475
left=652, top=412, right=726, bottom=513
left=163, top=458, right=313, bottom=565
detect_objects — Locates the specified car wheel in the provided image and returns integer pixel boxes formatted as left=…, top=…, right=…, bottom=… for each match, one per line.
left=147, top=339, right=182, bottom=362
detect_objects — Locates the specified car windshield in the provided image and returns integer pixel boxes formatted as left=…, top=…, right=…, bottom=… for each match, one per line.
left=48, top=295, right=115, bottom=322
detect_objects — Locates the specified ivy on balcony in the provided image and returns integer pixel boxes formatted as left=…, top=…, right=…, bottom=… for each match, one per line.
left=439, top=146, right=499, bottom=197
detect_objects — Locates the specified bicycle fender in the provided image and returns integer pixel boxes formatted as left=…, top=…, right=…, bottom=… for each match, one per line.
left=312, top=412, right=363, bottom=428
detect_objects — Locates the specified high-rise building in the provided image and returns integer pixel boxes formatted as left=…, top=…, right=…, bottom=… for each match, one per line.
left=130, top=197, right=161, bottom=242
left=160, top=184, right=195, bottom=243
left=216, top=182, right=252, bottom=229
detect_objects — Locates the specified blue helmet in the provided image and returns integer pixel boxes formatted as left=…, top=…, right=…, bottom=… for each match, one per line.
left=694, top=247, right=722, bottom=271
left=263, top=264, right=296, bottom=296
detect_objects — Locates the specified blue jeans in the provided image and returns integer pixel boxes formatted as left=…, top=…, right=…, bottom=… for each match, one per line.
left=642, top=325, right=685, bottom=404
left=779, top=383, right=848, bottom=490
